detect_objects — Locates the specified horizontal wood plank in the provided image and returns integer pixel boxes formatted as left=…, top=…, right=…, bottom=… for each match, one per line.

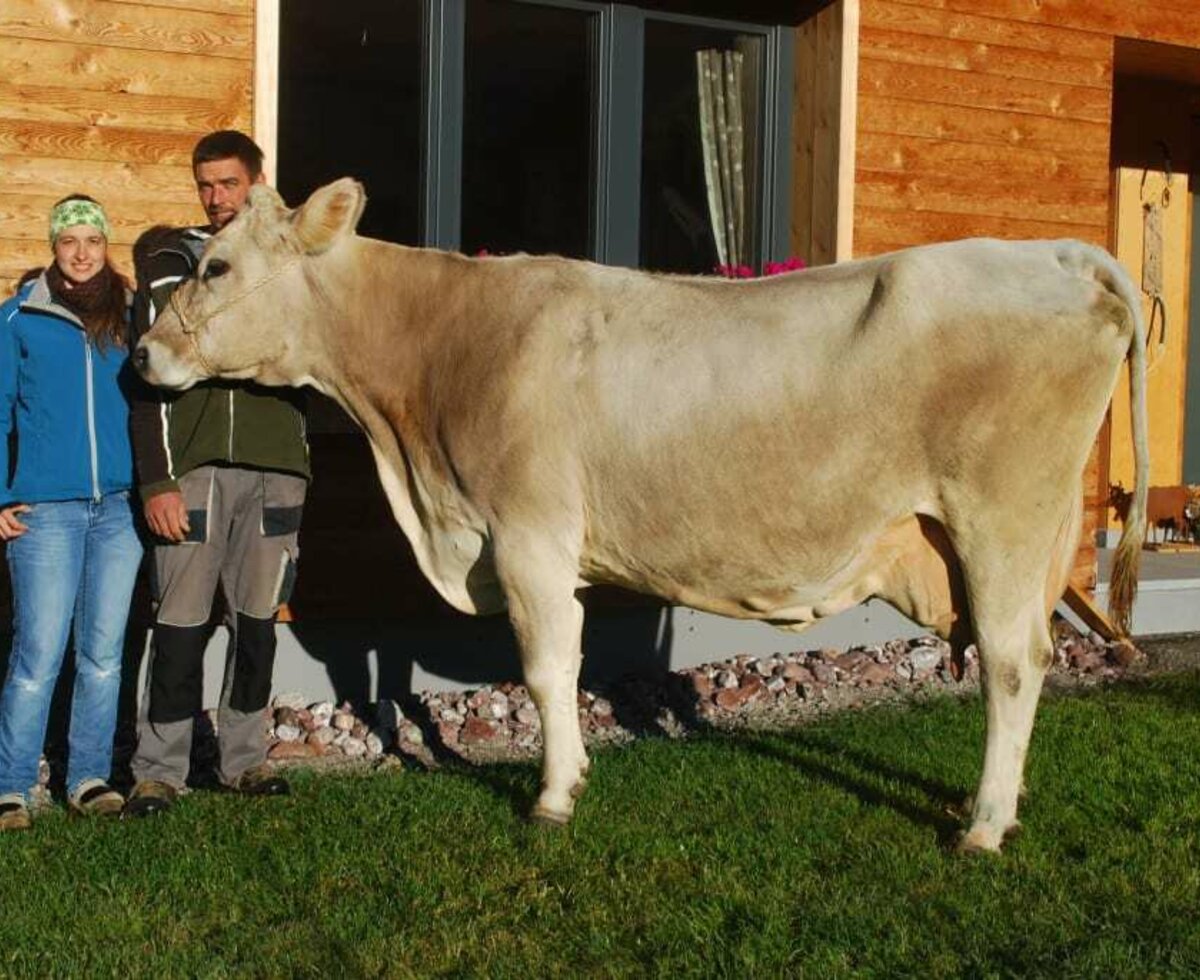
left=860, top=25, right=1111, bottom=90
left=854, top=207, right=1106, bottom=255
left=856, top=130, right=1111, bottom=186
left=861, top=0, right=1113, bottom=58
left=857, top=95, right=1110, bottom=166
left=859, top=56, right=1112, bottom=124
left=920, top=0, right=1200, bottom=49
left=105, top=0, right=250, bottom=15
left=0, top=154, right=197, bottom=204
left=0, top=84, right=250, bottom=133
left=0, top=193, right=200, bottom=246
left=0, top=118, right=207, bottom=166
left=855, top=169, right=1110, bottom=225
left=0, top=0, right=251, bottom=60
left=0, top=36, right=251, bottom=102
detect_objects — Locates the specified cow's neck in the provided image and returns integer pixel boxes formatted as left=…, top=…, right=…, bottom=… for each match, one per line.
left=314, top=240, right=496, bottom=616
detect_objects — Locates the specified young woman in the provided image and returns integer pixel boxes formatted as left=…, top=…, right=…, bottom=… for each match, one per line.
left=0, top=195, right=143, bottom=830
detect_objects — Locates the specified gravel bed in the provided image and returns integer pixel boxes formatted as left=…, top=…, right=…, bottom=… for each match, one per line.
left=26, top=619, right=1182, bottom=806
left=254, top=619, right=1159, bottom=769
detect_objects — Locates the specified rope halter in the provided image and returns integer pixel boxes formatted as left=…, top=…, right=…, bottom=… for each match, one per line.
left=167, top=256, right=303, bottom=377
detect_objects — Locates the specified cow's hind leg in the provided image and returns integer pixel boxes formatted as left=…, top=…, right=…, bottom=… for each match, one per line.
left=957, top=589, right=1051, bottom=853
left=495, top=535, right=590, bottom=825
left=952, top=505, right=1076, bottom=853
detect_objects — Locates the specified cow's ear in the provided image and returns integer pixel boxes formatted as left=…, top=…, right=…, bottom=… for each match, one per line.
left=248, top=185, right=286, bottom=210
left=291, top=178, right=367, bottom=254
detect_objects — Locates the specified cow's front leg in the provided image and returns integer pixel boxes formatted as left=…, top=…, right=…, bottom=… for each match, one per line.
left=499, top=547, right=589, bottom=825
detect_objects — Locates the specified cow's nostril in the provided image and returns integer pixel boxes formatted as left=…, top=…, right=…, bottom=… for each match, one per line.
left=133, top=345, right=149, bottom=373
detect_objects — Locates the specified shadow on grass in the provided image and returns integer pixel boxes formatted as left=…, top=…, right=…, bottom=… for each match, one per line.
left=415, top=669, right=1200, bottom=841
left=736, top=730, right=968, bottom=847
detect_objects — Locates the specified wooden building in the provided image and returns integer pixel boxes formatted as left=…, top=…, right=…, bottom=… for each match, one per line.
left=3, top=0, right=1200, bottom=626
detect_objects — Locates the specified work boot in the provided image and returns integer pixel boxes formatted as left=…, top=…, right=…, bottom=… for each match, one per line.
left=0, top=794, right=31, bottom=831
left=227, top=765, right=290, bottom=797
left=68, top=779, right=125, bottom=817
left=121, top=779, right=179, bottom=819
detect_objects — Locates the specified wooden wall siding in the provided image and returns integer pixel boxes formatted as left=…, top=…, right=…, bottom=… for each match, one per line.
left=900, top=1, right=1200, bottom=52
left=0, top=0, right=254, bottom=293
left=791, top=0, right=857, bottom=266
left=855, top=0, right=1115, bottom=258
left=850, top=0, right=1200, bottom=595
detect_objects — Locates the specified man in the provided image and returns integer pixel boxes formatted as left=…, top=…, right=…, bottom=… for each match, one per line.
left=123, top=131, right=310, bottom=817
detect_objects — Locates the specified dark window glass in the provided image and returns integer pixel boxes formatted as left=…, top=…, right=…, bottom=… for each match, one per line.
left=277, top=0, right=421, bottom=246
left=461, top=0, right=594, bottom=258
left=641, top=21, right=763, bottom=274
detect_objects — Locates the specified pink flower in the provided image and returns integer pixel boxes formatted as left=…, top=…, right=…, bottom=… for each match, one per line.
left=715, top=257, right=806, bottom=278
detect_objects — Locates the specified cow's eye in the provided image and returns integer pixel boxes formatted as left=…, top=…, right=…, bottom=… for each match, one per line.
left=203, top=259, right=230, bottom=280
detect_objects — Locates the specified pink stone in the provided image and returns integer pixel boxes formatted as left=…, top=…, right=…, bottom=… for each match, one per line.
left=269, top=740, right=316, bottom=760
left=460, top=716, right=500, bottom=745
left=781, top=662, right=814, bottom=684
left=857, top=662, right=895, bottom=687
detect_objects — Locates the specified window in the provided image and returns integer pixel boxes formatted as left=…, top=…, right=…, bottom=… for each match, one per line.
left=461, top=0, right=594, bottom=258
left=277, top=0, right=422, bottom=244
left=641, top=21, right=765, bottom=273
left=276, top=0, right=792, bottom=272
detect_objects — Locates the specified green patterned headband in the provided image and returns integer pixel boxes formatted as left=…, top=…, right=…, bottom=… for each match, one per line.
left=49, top=198, right=110, bottom=246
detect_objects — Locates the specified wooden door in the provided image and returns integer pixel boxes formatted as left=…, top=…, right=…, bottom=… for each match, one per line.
left=1107, top=165, right=1194, bottom=529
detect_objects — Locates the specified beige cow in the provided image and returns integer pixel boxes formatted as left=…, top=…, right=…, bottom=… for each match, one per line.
left=134, top=180, right=1148, bottom=853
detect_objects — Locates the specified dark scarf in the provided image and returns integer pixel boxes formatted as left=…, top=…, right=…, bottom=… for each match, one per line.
left=45, top=262, right=115, bottom=331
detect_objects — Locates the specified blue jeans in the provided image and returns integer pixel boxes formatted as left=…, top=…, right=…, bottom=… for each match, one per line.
left=0, top=492, right=143, bottom=799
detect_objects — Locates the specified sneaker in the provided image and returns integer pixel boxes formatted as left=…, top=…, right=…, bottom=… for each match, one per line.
left=68, top=779, right=125, bottom=817
left=0, top=794, right=31, bottom=831
left=121, top=779, right=179, bottom=819
left=228, top=765, right=290, bottom=797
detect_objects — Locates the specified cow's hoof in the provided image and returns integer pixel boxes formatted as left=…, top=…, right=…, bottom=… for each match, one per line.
left=529, top=805, right=571, bottom=829
left=955, top=825, right=1003, bottom=854
left=955, top=821, right=1018, bottom=855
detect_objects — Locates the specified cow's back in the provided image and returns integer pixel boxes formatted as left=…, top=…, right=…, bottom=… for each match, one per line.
left=529, top=239, right=1134, bottom=607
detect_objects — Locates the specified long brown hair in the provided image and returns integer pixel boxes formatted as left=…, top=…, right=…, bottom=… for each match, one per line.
left=48, top=193, right=130, bottom=351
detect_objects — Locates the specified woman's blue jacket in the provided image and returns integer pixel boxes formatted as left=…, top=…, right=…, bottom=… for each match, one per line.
left=0, top=275, right=135, bottom=507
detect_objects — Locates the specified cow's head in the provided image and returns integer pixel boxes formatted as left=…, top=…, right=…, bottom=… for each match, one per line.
left=133, top=177, right=366, bottom=390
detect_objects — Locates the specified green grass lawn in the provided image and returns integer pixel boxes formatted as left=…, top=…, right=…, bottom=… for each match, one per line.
left=3, top=673, right=1200, bottom=978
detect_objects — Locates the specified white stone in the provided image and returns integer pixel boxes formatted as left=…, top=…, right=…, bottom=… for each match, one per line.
left=308, top=701, right=334, bottom=725
left=909, top=648, right=942, bottom=674
left=342, top=737, right=367, bottom=758
left=275, top=724, right=303, bottom=743
left=273, top=691, right=307, bottom=711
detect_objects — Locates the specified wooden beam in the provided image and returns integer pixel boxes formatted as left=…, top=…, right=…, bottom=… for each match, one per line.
left=254, top=0, right=279, bottom=181
left=1063, top=582, right=1121, bottom=641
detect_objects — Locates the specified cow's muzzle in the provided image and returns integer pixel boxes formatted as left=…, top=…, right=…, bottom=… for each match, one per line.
left=132, top=342, right=150, bottom=376
left=133, top=337, right=198, bottom=390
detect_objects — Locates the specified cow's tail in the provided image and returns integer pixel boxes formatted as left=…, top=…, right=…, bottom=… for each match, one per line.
left=1097, top=251, right=1149, bottom=637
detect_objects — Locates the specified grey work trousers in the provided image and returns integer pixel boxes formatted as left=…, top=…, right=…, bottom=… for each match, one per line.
left=131, top=466, right=304, bottom=789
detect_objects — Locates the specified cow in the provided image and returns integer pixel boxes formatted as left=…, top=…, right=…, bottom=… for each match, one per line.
left=133, top=179, right=1149, bottom=853
left=1109, top=482, right=1190, bottom=544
